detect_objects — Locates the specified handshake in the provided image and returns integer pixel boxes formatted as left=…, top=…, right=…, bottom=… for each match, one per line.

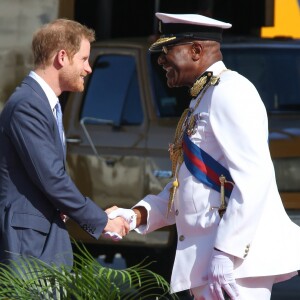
left=102, top=206, right=138, bottom=241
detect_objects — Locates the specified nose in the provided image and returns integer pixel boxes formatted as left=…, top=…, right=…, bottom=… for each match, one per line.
left=85, top=61, right=92, bottom=74
left=157, top=53, right=166, bottom=66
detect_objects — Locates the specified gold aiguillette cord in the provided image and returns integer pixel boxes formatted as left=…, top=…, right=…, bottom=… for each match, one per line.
left=167, top=165, right=180, bottom=217
left=167, top=109, right=188, bottom=218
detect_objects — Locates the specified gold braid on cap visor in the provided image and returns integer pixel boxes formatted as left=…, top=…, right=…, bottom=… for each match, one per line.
left=150, top=36, right=177, bottom=50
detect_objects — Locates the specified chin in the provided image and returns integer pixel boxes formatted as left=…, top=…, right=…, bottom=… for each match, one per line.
left=73, top=84, right=85, bottom=93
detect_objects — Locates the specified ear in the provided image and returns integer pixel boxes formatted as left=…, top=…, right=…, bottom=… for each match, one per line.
left=191, top=42, right=202, bottom=61
left=56, top=49, right=68, bottom=67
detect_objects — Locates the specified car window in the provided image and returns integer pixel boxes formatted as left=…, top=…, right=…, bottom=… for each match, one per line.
left=81, top=54, right=143, bottom=126
left=222, top=47, right=300, bottom=112
left=148, top=53, right=190, bottom=118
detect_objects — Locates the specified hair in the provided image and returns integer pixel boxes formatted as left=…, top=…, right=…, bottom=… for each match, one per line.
left=32, top=19, right=95, bottom=68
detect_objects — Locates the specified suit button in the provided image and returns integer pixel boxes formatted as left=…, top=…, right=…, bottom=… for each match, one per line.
left=175, top=209, right=179, bottom=216
left=179, top=235, right=185, bottom=241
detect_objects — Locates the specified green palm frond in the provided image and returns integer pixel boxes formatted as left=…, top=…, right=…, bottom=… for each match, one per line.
left=0, top=242, right=178, bottom=300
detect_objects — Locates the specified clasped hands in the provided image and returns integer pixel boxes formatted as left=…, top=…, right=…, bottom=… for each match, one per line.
left=103, top=206, right=137, bottom=241
left=208, top=249, right=240, bottom=300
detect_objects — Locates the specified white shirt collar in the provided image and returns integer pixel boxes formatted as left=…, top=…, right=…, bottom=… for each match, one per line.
left=29, top=71, right=59, bottom=112
left=206, top=60, right=227, bottom=75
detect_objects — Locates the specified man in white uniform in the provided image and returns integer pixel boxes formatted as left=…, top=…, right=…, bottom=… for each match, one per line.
left=106, top=13, right=300, bottom=300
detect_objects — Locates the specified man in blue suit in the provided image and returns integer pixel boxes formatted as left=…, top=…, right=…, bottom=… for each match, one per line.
left=0, top=19, right=129, bottom=267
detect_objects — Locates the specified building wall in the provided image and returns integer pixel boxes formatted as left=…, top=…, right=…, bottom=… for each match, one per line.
left=0, top=0, right=73, bottom=110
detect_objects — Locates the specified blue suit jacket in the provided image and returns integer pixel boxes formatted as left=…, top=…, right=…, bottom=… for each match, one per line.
left=0, top=76, right=108, bottom=267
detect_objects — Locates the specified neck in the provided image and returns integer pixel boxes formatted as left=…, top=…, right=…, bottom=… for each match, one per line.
left=34, top=67, right=62, bottom=96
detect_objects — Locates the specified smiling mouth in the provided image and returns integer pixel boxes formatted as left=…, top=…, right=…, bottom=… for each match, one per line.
left=163, top=65, right=171, bottom=71
left=165, top=68, right=173, bottom=78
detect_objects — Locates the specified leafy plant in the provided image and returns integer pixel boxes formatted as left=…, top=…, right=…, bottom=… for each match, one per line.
left=0, top=243, right=178, bottom=299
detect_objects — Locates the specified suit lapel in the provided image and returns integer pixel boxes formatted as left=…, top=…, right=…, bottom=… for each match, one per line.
left=22, top=76, right=66, bottom=169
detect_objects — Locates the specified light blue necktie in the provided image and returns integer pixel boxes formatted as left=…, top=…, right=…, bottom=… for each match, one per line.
left=55, top=102, right=66, bottom=156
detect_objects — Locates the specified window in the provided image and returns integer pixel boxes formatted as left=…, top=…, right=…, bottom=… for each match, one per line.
left=81, top=54, right=143, bottom=126
left=222, top=47, right=300, bottom=112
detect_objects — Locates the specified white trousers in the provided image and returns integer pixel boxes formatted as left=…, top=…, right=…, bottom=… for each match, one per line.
left=190, top=276, right=275, bottom=300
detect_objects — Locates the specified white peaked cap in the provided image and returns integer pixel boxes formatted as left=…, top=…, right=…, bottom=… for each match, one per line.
left=150, top=12, right=232, bottom=52
left=156, top=13, right=232, bottom=29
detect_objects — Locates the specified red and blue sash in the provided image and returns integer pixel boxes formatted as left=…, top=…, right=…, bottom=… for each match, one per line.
left=182, top=133, right=234, bottom=198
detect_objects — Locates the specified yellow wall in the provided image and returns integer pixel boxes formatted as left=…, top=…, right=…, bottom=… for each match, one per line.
left=261, top=0, right=300, bottom=38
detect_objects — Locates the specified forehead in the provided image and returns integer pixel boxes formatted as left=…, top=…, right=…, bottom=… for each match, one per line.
left=76, top=38, right=91, bottom=56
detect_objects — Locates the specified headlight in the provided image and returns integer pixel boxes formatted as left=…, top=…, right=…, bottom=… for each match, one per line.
left=273, top=158, right=300, bottom=192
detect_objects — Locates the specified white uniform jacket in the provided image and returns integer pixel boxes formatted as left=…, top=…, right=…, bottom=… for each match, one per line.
left=134, top=61, right=300, bottom=293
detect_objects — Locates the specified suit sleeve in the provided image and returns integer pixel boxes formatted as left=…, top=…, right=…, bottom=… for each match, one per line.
left=210, top=73, right=275, bottom=259
left=8, top=97, right=107, bottom=239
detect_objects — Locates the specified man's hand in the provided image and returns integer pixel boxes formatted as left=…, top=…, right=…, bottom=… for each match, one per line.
left=208, top=249, right=239, bottom=300
left=107, top=206, right=137, bottom=231
left=102, top=216, right=130, bottom=241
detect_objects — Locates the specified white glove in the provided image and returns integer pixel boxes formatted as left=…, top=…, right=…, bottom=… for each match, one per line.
left=108, top=208, right=137, bottom=231
left=103, top=231, right=122, bottom=241
left=208, top=250, right=239, bottom=300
